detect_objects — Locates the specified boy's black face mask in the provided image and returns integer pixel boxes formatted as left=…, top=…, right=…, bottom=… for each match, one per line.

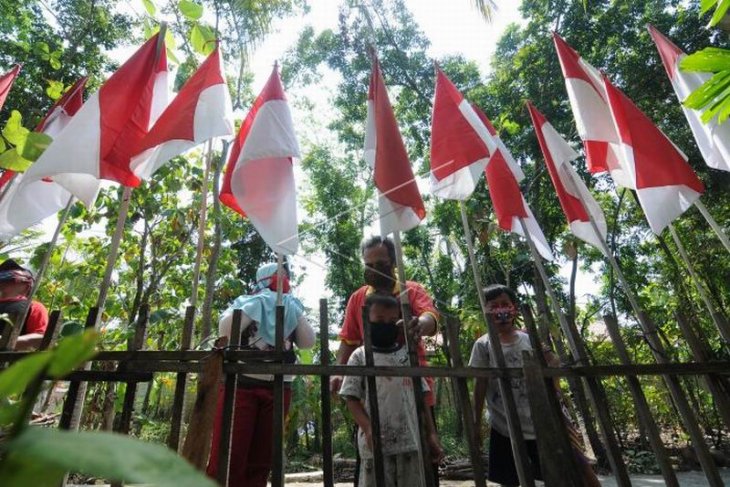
left=369, top=321, right=400, bottom=348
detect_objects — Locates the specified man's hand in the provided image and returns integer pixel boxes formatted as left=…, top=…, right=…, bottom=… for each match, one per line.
left=330, top=375, right=343, bottom=395
left=428, top=432, right=445, bottom=464
left=363, top=423, right=373, bottom=452
left=407, top=313, right=437, bottom=340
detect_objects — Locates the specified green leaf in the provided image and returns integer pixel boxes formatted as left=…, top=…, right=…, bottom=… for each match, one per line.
left=167, top=47, right=180, bottom=65
left=141, top=0, right=156, bottom=16
left=179, top=0, right=203, bottom=21
left=0, top=402, right=22, bottom=427
left=680, top=47, right=730, bottom=73
left=709, top=0, right=730, bottom=26
left=682, top=70, right=730, bottom=110
left=46, top=80, right=64, bottom=100
left=3, top=428, right=218, bottom=487
left=19, top=132, right=53, bottom=162
left=2, top=111, right=30, bottom=147
left=59, top=321, right=84, bottom=337
left=701, top=0, right=719, bottom=15
left=0, top=352, right=52, bottom=401
left=47, top=330, right=98, bottom=378
left=0, top=136, right=6, bottom=153
left=0, top=149, right=32, bottom=172
left=48, top=56, right=61, bottom=70
left=0, top=453, right=65, bottom=487
left=298, top=348, right=313, bottom=365
left=32, top=42, right=49, bottom=57
left=190, top=24, right=216, bottom=56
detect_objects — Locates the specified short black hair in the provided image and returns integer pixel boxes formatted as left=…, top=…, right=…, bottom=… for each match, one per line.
left=364, top=292, right=400, bottom=311
left=361, top=235, right=396, bottom=264
left=483, top=284, right=518, bottom=305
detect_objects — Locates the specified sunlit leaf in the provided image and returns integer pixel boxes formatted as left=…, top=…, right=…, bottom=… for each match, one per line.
left=19, top=132, right=53, bottom=162
left=709, top=0, right=730, bottom=26
left=680, top=47, right=730, bottom=73
left=3, top=428, right=217, bottom=487
left=179, top=0, right=203, bottom=21
left=702, top=0, right=719, bottom=15
left=190, top=24, right=216, bottom=56
left=682, top=70, right=730, bottom=109
left=0, top=352, right=52, bottom=401
left=141, top=0, right=156, bottom=16
left=2, top=111, right=29, bottom=147
left=46, top=80, right=64, bottom=100
left=0, top=149, right=32, bottom=172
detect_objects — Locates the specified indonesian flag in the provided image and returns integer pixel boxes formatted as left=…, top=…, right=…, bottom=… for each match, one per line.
left=220, top=65, right=300, bottom=255
left=0, top=64, right=20, bottom=113
left=429, top=67, right=496, bottom=199
left=366, top=56, right=425, bottom=235
left=474, top=106, right=554, bottom=260
left=527, top=102, right=607, bottom=253
left=553, top=33, right=633, bottom=187
left=130, top=46, right=234, bottom=180
left=0, top=77, right=89, bottom=239
left=9, top=32, right=169, bottom=208
left=603, top=75, right=704, bottom=234
left=648, top=25, right=730, bottom=173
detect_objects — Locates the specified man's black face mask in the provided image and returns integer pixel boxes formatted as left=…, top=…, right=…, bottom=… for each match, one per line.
left=369, top=321, right=400, bottom=349
left=364, top=262, right=394, bottom=290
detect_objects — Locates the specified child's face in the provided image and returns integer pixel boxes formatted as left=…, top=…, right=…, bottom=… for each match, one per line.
left=485, top=292, right=517, bottom=331
left=367, top=303, right=400, bottom=347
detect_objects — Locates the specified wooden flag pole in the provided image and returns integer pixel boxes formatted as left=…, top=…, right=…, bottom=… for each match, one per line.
left=392, top=230, right=437, bottom=487
left=62, top=23, right=168, bottom=439
left=580, top=208, right=725, bottom=487
left=516, top=216, right=631, bottom=487
left=694, top=200, right=730, bottom=255
left=668, top=223, right=730, bottom=348
left=459, top=204, right=535, bottom=487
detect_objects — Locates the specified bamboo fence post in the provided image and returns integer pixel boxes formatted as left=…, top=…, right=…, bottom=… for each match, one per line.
left=602, top=314, right=679, bottom=487
left=362, top=306, right=386, bottom=486
left=445, top=316, right=486, bottom=487
left=215, top=309, right=242, bottom=486
left=271, top=252, right=286, bottom=487
left=319, top=298, right=334, bottom=487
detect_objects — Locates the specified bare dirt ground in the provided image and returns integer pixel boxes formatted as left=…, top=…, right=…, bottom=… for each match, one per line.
left=273, top=467, right=730, bottom=486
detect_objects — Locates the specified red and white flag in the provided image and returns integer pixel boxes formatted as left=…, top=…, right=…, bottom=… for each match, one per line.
left=220, top=65, right=300, bottom=255
left=555, top=34, right=705, bottom=234
left=10, top=33, right=169, bottom=208
left=0, top=77, right=90, bottom=239
left=603, top=75, right=704, bottom=234
left=527, top=102, right=607, bottom=253
left=429, top=67, right=496, bottom=199
left=0, top=64, right=20, bottom=113
left=131, top=46, right=234, bottom=180
left=648, top=25, right=730, bottom=173
left=473, top=106, right=553, bottom=260
left=365, top=57, right=425, bottom=235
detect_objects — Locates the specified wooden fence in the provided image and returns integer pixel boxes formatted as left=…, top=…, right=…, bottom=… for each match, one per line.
left=1, top=298, right=729, bottom=487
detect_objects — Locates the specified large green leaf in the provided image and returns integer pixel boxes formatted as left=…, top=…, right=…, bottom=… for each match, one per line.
left=46, top=80, right=64, bottom=100
left=0, top=149, right=32, bottom=172
left=179, top=0, right=203, bottom=21
left=709, top=0, right=730, bottom=26
left=141, top=0, right=156, bottom=16
left=701, top=0, right=719, bottom=15
left=682, top=70, right=730, bottom=109
left=19, top=132, right=53, bottom=162
left=47, top=330, right=98, bottom=378
left=680, top=47, right=730, bottom=73
left=0, top=352, right=52, bottom=401
left=190, top=24, right=216, bottom=56
left=2, top=111, right=29, bottom=147
left=0, top=454, right=65, bottom=487
left=3, top=428, right=217, bottom=487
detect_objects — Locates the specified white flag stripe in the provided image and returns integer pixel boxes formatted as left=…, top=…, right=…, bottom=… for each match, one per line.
left=229, top=99, right=300, bottom=255
left=458, top=100, right=498, bottom=154
left=428, top=157, right=487, bottom=201
left=512, top=197, right=554, bottom=261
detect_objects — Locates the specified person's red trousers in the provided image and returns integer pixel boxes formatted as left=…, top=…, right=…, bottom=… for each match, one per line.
left=206, top=385, right=292, bottom=487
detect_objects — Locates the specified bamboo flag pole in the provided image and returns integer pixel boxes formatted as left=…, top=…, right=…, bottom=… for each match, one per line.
left=64, top=23, right=168, bottom=437
left=577, top=202, right=725, bottom=487
left=694, top=200, right=730, bottom=255
left=515, top=216, right=631, bottom=487
left=391, top=230, right=436, bottom=487
left=668, top=223, right=730, bottom=348
left=271, top=252, right=286, bottom=487
left=189, top=140, right=213, bottom=314
left=459, top=204, right=535, bottom=487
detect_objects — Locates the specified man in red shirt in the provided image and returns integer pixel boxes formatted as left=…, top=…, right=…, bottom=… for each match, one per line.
left=0, top=259, right=48, bottom=350
left=330, top=236, right=439, bottom=397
